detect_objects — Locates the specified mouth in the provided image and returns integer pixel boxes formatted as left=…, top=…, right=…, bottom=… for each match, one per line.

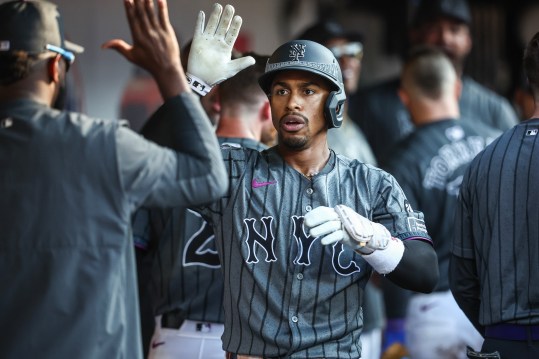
left=280, top=114, right=306, bottom=132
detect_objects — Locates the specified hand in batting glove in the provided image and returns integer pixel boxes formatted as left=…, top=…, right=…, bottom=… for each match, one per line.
left=305, top=205, right=405, bottom=274
left=187, top=3, right=255, bottom=96
left=304, top=205, right=391, bottom=255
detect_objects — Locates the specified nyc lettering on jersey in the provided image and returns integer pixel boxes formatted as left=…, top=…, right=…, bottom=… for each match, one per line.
left=183, top=212, right=363, bottom=277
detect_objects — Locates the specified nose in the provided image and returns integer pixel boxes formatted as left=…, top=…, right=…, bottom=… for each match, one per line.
left=285, top=90, right=303, bottom=112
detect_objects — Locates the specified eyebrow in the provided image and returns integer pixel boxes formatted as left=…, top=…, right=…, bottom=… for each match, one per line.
left=273, top=80, right=321, bottom=88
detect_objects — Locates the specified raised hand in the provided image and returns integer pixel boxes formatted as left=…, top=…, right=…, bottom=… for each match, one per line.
left=103, top=0, right=186, bottom=99
left=186, top=3, right=255, bottom=96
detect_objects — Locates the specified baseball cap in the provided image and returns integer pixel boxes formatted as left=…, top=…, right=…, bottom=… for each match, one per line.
left=297, top=20, right=364, bottom=46
left=411, top=0, right=472, bottom=28
left=0, top=0, right=84, bottom=64
left=297, top=20, right=364, bottom=61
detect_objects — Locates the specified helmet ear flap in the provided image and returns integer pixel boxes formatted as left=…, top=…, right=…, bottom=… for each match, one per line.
left=324, top=90, right=347, bottom=128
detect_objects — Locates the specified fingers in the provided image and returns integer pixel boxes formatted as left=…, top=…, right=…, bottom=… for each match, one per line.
left=221, top=56, right=255, bottom=80
left=101, top=39, right=133, bottom=60
left=309, top=220, right=342, bottom=238
left=144, top=0, right=157, bottom=29
left=232, top=56, right=256, bottom=70
left=204, top=3, right=223, bottom=35
left=320, top=230, right=346, bottom=246
left=223, top=15, right=242, bottom=47
left=304, top=206, right=339, bottom=228
left=215, top=4, right=235, bottom=39
left=193, top=10, right=205, bottom=37
left=157, top=0, right=169, bottom=28
left=133, top=0, right=152, bottom=37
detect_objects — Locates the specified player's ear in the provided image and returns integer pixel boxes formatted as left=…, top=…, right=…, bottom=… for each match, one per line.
left=397, top=88, right=410, bottom=109
left=454, top=78, right=463, bottom=100
left=261, top=100, right=271, bottom=121
left=47, top=54, right=63, bottom=84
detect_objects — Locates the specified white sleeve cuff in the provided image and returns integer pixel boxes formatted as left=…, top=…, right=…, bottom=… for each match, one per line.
left=186, top=72, right=213, bottom=96
left=358, top=238, right=404, bottom=274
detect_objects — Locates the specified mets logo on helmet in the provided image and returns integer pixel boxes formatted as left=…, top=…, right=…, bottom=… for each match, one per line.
left=289, top=43, right=306, bottom=61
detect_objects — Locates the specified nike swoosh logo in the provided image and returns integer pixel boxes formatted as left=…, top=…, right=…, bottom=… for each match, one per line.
left=252, top=179, right=277, bottom=188
left=151, top=341, right=165, bottom=349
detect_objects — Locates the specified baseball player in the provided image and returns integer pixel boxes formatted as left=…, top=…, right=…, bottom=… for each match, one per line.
left=0, top=0, right=255, bottom=357
left=133, top=50, right=271, bottom=359
left=382, top=47, right=501, bottom=359
left=145, top=39, right=439, bottom=358
left=449, top=31, right=539, bottom=359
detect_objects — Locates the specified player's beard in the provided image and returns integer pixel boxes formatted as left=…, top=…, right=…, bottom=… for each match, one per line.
left=440, top=47, right=465, bottom=76
left=279, top=131, right=309, bottom=150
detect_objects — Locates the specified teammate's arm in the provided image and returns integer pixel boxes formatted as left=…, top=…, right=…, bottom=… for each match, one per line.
left=449, top=255, right=484, bottom=334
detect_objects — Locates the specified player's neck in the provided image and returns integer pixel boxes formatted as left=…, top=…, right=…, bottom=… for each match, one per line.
left=278, top=139, right=331, bottom=179
left=216, top=116, right=259, bottom=142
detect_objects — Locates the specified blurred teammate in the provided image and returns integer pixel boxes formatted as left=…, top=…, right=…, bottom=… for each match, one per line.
left=352, top=0, right=518, bottom=164
left=450, top=31, right=539, bottom=359
left=0, top=0, right=249, bottom=357
left=382, top=46, right=500, bottom=359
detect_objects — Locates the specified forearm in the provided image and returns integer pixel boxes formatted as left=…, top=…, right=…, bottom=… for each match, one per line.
left=147, top=93, right=227, bottom=203
left=385, top=239, right=439, bottom=293
left=449, top=255, right=484, bottom=334
left=118, top=93, right=227, bottom=208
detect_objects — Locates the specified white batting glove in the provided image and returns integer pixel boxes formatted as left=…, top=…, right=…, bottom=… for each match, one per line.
left=334, top=205, right=392, bottom=254
left=305, top=205, right=405, bottom=274
left=187, top=3, right=255, bottom=96
left=304, top=205, right=391, bottom=254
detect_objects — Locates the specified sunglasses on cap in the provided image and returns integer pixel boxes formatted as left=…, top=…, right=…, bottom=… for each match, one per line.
left=329, top=42, right=363, bottom=60
left=46, top=44, right=75, bottom=71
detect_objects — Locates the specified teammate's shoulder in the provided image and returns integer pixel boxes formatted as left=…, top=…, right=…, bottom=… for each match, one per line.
left=461, top=76, right=507, bottom=101
left=220, top=144, right=268, bottom=162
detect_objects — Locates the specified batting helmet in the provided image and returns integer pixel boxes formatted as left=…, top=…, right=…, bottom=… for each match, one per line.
left=258, top=40, right=346, bottom=128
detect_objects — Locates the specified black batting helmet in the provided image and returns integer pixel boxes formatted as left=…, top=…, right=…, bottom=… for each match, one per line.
left=258, top=40, right=346, bottom=128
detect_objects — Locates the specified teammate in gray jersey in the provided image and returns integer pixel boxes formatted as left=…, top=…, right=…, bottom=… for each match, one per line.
left=156, top=38, right=439, bottom=359
left=0, top=0, right=249, bottom=357
left=133, top=49, right=271, bottom=359
left=450, top=31, right=539, bottom=359
left=382, top=47, right=502, bottom=359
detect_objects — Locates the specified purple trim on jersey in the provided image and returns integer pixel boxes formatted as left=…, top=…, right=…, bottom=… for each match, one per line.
left=134, top=237, right=149, bottom=250
left=402, top=235, right=433, bottom=245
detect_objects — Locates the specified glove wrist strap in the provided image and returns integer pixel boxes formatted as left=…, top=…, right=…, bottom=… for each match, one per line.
left=186, top=72, right=213, bottom=96
left=357, top=238, right=404, bottom=274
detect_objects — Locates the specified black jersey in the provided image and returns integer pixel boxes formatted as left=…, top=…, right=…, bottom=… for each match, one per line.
left=453, top=119, right=539, bottom=326
left=383, top=119, right=501, bottom=291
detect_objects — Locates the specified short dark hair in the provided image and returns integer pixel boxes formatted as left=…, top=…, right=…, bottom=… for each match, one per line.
left=219, top=52, right=268, bottom=107
left=0, top=51, right=39, bottom=85
left=401, top=45, right=456, bottom=99
left=523, top=32, right=539, bottom=96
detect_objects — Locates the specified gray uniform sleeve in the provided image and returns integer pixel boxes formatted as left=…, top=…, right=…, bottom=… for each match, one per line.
left=116, top=93, right=227, bottom=209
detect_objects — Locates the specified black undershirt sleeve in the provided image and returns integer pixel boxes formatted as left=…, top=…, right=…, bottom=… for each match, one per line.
left=385, top=239, right=439, bottom=294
